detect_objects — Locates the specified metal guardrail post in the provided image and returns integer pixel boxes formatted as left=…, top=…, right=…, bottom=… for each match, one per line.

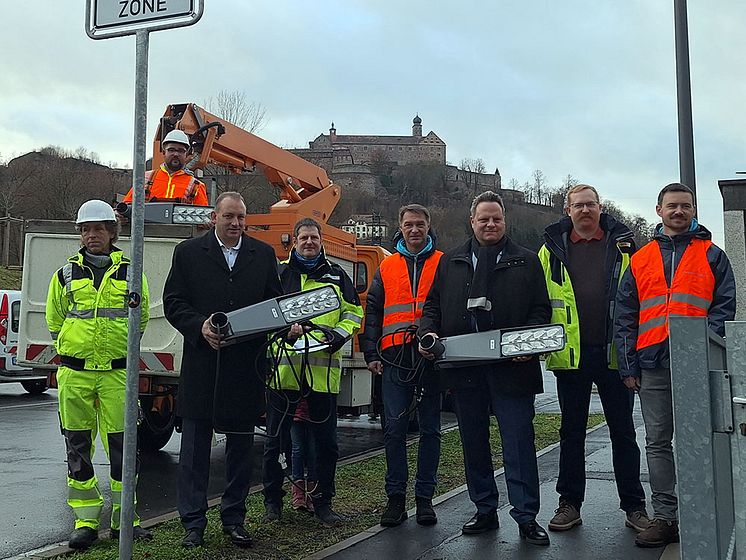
left=719, top=178, right=746, bottom=320
left=725, top=321, right=746, bottom=558
left=669, top=316, right=733, bottom=559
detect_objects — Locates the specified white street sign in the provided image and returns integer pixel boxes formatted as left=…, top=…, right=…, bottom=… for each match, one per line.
left=86, top=0, right=203, bottom=39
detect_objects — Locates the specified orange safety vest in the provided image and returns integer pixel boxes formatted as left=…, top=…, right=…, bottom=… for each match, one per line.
left=630, top=238, right=714, bottom=350
left=122, top=165, right=208, bottom=205
left=380, top=251, right=443, bottom=350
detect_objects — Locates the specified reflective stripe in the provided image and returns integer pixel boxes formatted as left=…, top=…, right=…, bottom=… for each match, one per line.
left=65, top=308, right=128, bottom=320
left=66, top=309, right=95, bottom=319
left=340, top=312, right=362, bottom=325
left=68, top=487, right=101, bottom=501
left=110, top=489, right=122, bottom=504
left=640, top=295, right=667, bottom=311
left=62, top=263, right=74, bottom=292
left=97, top=308, right=129, bottom=319
left=333, top=327, right=349, bottom=339
left=638, top=315, right=667, bottom=336
left=382, top=320, right=419, bottom=336
left=279, top=355, right=336, bottom=368
left=550, top=299, right=565, bottom=309
left=670, top=292, right=711, bottom=309
left=73, top=506, right=103, bottom=522
left=384, top=303, right=413, bottom=314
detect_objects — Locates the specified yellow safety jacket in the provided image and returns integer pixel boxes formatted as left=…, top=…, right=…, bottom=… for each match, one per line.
left=270, top=259, right=363, bottom=394
left=46, top=248, right=149, bottom=371
left=538, top=227, right=631, bottom=370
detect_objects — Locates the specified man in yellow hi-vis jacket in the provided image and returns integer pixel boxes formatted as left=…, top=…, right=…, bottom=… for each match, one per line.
left=262, top=217, right=363, bottom=526
left=46, top=200, right=150, bottom=550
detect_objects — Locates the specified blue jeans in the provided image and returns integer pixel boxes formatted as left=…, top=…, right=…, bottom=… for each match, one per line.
left=382, top=366, right=442, bottom=498
left=554, top=345, right=645, bottom=513
left=453, top=374, right=540, bottom=525
left=291, top=419, right=317, bottom=481
left=263, top=390, right=338, bottom=507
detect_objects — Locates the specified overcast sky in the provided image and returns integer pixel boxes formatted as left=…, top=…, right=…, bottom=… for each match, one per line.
left=2, top=1, right=744, bottom=241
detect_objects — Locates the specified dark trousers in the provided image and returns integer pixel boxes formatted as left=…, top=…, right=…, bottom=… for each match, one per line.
left=453, top=374, right=540, bottom=525
left=177, top=417, right=254, bottom=531
left=554, top=345, right=645, bottom=513
left=263, top=389, right=338, bottom=507
left=382, top=366, right=442, bottom=499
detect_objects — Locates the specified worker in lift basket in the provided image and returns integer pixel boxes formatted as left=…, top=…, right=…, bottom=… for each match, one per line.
left=45, top=199, right=151, bottom=550
left=122, top=129, right=209, bottom=205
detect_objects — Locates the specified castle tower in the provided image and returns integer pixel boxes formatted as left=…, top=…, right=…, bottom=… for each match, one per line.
left=330, top=122, right=337, bottom=142
left=412, top=114, right=422, bottom=138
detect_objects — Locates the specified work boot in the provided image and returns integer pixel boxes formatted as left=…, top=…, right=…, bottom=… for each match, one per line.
left=110, top=525, right=153, bottom=541
left=264, top=502, right=282, bottom=522
left=548, top=501, right=582, bottom=531
left=635, top=518, right=679, bottom=548
left=415, top=497, right=437, bottom=526
left=314, top=503, right=345, bottom=526
left=625, top=509, right=652, bottom=532
left=380, top=494, right=407, bottom=527
left=68, top=527, right=98, bottom=550
left=292, top=480, right=306, bottom=510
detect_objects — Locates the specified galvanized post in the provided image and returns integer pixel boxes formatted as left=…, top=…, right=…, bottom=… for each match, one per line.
left=119, top=28, right=149, bottom=560
left=669, top=316, right=733, bottom=559
left=673, top=0, right=697, bottom=202
left=726, top=321, right=746, bottom=559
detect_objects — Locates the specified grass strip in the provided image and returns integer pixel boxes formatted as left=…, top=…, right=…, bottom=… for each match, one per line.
left=64, top=412, right=605, bottom=559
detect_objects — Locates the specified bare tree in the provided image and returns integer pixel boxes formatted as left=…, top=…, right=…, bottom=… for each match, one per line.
left=204, top=90, right=267, bottom=133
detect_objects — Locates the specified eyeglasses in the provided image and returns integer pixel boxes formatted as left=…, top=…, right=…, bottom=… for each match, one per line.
left=165, top=147, right=188, bottom=155
left=569, top=201, right=599, bottom=210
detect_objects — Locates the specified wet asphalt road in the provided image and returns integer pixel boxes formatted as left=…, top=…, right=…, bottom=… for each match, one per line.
left=0, top=384, right=390, bottom=559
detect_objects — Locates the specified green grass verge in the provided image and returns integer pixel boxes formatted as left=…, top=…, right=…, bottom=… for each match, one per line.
left=0, top=267, right=22, bottom=290
left=64, top=413, right=605, bottom=559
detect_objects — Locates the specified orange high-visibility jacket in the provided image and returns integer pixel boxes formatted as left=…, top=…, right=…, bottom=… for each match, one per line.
left=630, top=238, right=714, bottom=350
left=123, top=165, right=208, bottom=206
left=380, top=251, right=443, bottom=350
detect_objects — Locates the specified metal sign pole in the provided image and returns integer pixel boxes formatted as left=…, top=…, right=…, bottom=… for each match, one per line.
left=119, top=28, right=149, bottom=560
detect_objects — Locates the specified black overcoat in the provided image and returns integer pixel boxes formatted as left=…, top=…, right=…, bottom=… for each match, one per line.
left=419, top=236, right=551, bottom=396
left=163, top=231, right=282, bottom=431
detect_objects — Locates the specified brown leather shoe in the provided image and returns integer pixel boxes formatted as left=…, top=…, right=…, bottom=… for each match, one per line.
left=625, top=509, right=652, bottom=533
left=548, top=502, right=581, bottom=531
left=635, top=518, right=679, bottom=548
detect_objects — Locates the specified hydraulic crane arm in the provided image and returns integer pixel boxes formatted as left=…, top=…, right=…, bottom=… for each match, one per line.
left=153, top=103, right=339, bottom=216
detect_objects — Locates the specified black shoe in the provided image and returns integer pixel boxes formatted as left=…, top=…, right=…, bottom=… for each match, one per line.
left=462, top=512, right=499, bottom=535
left=223, top=524, right=253, bottom=548
left=314, top=503, right=345, bottom=526
left=69, top=527, right=98, bottom=550
left=380, top=494, right=407, bottom=527
left=110, top=525, right=153, bottom=541
left=415, top=497, right=437, bottom=526
left=519, top=520, right=550, bottom=546
left=182, top=528, right=204, bottom=549
left=264, top=502, right=282, bottom=522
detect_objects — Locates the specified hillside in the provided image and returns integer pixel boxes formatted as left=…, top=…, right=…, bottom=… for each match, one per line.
left=0, top=267, right=22, bottom=290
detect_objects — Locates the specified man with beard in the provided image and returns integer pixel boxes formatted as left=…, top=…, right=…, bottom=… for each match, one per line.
left=122, top=129, right=208, bottom=206
left=615, top=182, right=735, bottom=548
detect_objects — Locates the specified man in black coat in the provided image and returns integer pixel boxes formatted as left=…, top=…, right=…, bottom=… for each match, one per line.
left=419, top=190, right=552, bottom=546
left=164, top=191, right=282, bottom=549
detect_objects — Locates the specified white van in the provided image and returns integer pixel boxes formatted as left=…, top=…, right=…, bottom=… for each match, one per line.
left=0, top=290, right=48, bottom=394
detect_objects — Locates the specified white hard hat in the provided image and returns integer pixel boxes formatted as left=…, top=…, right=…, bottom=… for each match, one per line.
left=76, top=200, right=117, bottom=224
left=162, top=129, right=191, bottom=149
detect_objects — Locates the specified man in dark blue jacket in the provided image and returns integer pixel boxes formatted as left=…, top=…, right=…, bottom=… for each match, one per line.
left=419, top=191, right=552, bottom=546
left=615, top=183, right=735, bottom=548
left=362, top=204, right=443, bottom=528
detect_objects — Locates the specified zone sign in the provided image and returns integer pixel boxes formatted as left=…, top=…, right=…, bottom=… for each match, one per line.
left=92, top=0, right=196, bottom=31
